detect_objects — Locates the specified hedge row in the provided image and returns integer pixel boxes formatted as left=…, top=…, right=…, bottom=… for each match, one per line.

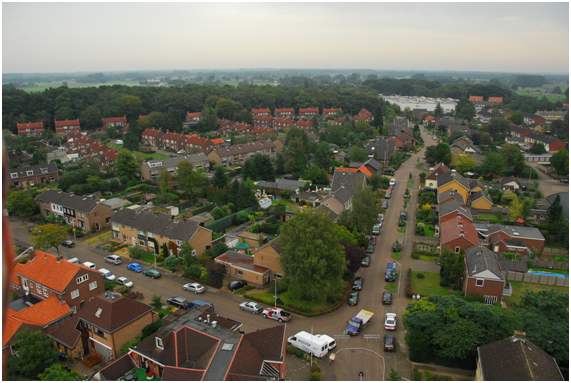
left=405, top=268, right=413, bottom=298
left=205, top=205, right=257, bottom=233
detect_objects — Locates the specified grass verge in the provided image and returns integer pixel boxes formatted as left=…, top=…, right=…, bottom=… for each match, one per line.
left=392, top=252, right=402, bottom=260
left=423, top=225, right=435, bottom=237
left=411, top=270, right=449, bottom=297
left=397, top=226, right=406, bottom=232
left=248, top=291, right=327, bottom=310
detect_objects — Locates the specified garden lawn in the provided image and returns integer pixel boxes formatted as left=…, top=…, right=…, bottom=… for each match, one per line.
left=418, top=254, right=436, bottom=262
left=411, top=271, right=450, bottom=297
left=247, top=291, right=328, bottom=310
left=475, top=212, right=497, bottom=221
left=502, top=281, right=569, bottom=307
left=397, top=227, right=406, bottom=233
left=423, top=225, right=435, bottom=237
left=272, top=198, right=295, bottom=207
left=106, top=142, right=170, bottom=160
left=133, top=252, right=156, bottom=265
left=392, top=252, right=402, bottom=260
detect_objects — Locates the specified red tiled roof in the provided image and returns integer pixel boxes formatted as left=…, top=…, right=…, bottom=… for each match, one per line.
left=17, top=122, right=44, bottom=130
left=426, top=115, right=436, bottom=121
left=253, top=116, right=273, bottom=121
left=210, top=138, right=224, bottom=144
left=440, top=218, right=479, bottom=247
left=3, top=315, right=23, bottom=346
left=17, top=251, right=94, bottom=292
left=11, top=263, right=24, bottom=286
left=299, top=108, right=319, bottom=113
left=275, top=108, right=294, bottom=112
left=296, top=121, right=312, bottom=127
left=55, top=119, right=80, bottom=127
left=216, top=252, right=270, bottom=274
left=163, top=132, right=184, bottom=140
left=186, top=112, right=201, bottom=118
left=186, top=136, right=209, bottom=146
left=354, top=115, right=370, bottom=120
left=139, top=115, right=149, bottom=119
left=11, top=296, right=71, bottom=327
left=102, top=117, right=127, bottom=123
left=469, top=96, right=483, bottom=102
left=142, top=129, right=162, bottom=137
left=252, top=108, right=271, bottom=114
left=489, top=97, right=503, bottom=103
left=274, top=118, right=294, bottom=124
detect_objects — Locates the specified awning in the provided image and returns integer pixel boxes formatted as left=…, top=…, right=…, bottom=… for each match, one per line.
left=89, top=337, right=112, bottom=350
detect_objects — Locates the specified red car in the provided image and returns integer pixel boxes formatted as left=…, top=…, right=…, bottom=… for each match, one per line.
left=369, top=236, right=376, bottom=244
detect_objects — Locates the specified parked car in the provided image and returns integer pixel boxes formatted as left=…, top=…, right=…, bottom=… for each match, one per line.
left=239, top=302, right=263, bottom=314
left=423, top=186, right=435, bottom=192
left=372, top=225, right=380, bottom=235
left=385, top=313, right=397, bottom=330
left=183, top=283, right=205, bottom=294
left=61, top=240, right=75, bottom=248
left=561, top=179, right=569, bottom=184
left=382, top=291, right=393, bottom=305
left=369, top=235, right=376, bottom=244
left=83, top=262, right=96, bottom=270
left=381, top=201, right=389, bottom=209
left=366, top=242, right=375, bottom=253
left=353, top=277, right=364, bottom=291
left=143, top=269, right=161, bottom=279
left=404, top=189, right=410, bottom=198
left=520, top=185, right=527, bottom=191
left=228, top=280, right=248, bottom=291
left=361, top=255, right=371, bottom=267
left=104, top=255, right=123, bottom=265
left=398, top=220, right=406, bottom=227
left=384, top=192, right=391, bottom=199
left=378, top=214, right=384, bottom=223
left=117, top=277, right=133, bottom=288
left=393, top=242, right=401, bottom=252
left=262, top=307, right=292, bottom=322
left=348, top=291, right=359, bottom=306
left=167, top=297, right=189, bottom=309
left=400, top=212, right=407, bottom=220
left=422, top=155, right=426, bottom=160
left=98, top=268, right=116, bottom=281
left=389, top=178, right=396, bottom=186
left=127, top=263, right=143, bottom=273
left=384, top=334, right=396, bottom=352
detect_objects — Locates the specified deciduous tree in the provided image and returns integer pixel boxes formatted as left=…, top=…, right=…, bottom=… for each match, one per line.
left=349, top=147, right=368, bottom=162
left=7, top=190, right=37, bottom=223
left=123, top=131, right=140, bottom=151
left=455, top=154, right=476, bottom=174
left=212, top=166, right=229, bottom=189
left=39, top=364, right=76, bottom=381
left=7, top=330, right=58, bottom=380
left=80, top=105, right=102, bottom=130
left=481, top=152, right=507, bottom=176
left=349, top=185, right=380, bottom=234
left=550, top=147, right=569, bottom=176
left=115, top=152, right=139, bottom=179
left=31, top=224, right=68, bottom=256
left=485, top=118, right=511, bottom=142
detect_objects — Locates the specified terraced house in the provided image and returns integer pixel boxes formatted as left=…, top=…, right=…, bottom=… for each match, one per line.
left=111, top=208, right=212, bottom=256
left=55, top=119, right=81, bottom=135
left=139, top=153, right=210, bottom=181
left=274, top=107, right=295, bottom=118
left=141, top=128, right=164, bottom=148
left=102, top=116, right=127, bottom=128
left=36, top=189, right=112, bottom=231
left=17, top=121, right=44, bottom=136
left=207, top=140, right=276, bottom=167
left=6, top=163, right=59, bottom=188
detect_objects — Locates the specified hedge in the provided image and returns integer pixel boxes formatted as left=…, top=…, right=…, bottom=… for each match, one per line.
left=265, top=215, right=278, bottom=224
left=193, top=202, right=215, bottom=216
left=205, top=205, right=257, bottom=233
left=175, top=199, right=198, bottom=210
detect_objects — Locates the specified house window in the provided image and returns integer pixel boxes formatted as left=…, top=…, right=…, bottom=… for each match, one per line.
left=475, top=279, right=484, bottom=287
left=508, top=247, right=515, bottom=250
left=22, top=279, right=28, bottom=289
left=113, top=231, right=120, bottom=239
left=105, top=218, right=110, bottom=224
left=49, top=176, right=55, bottom=181
left=235, top=269, right=243, bottom=276
left=192, top=250, right=196, bottom=256
left=79, top=220, right=85, bottom=229
left=273, top=273, right=283, bottom=279
left=156, top=337, right=164, bottom=349
left=76, top=275, right=89, bottom=284
left=138, top=230, right=145, bottom=236
left=455, top=247, right=460, bottom=253
left=93, top=327, right=106, bottom=338
left=89, top=281, right=97, bottom=291
left=176, top=240, right=183, bottom=246
left=26, top=170, right=33, bottom=176
left=139, top=239, right=146, bottom=246
left=71, top=290, right=80, bottom=299
left=36, top=284, right=42, bottom=295
left=43, top=287, right=49, bottom=297
left=11, top=173, right=18, bottom=178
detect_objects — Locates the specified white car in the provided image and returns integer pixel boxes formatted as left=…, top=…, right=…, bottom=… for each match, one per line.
left=98, top=268, right=116, bottom=281
left=83, top=262, right=96, bottom=270
left=378, top=214, right=384, bottom=223
left=389, top=178, right=396, bottom=186
left=239, top=302, right=263, bottom=314
left=183, top=283, right=205, bottom=294
left=117, top=277, right=133, bottom=288
left=115, top=140, right=123, bottom=145
left=385, top=313, right=397, bottom=331
left=177, top=150, right=186, bottom=154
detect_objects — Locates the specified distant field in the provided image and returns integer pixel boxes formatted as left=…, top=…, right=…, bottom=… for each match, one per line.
left=515, top=90, right=566, bottom=102
left=220, top=81, right=274, bottom=87
left=16, top=80, right=141, bottom=93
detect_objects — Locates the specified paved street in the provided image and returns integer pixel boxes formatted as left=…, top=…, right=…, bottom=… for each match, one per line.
left=8, top=128, right=436, bottom=381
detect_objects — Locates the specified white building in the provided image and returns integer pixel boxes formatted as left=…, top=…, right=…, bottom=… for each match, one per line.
left=379, top=94, right=458, bottom=113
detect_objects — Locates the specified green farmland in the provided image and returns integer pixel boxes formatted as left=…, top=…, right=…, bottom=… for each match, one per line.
left=16, top=81, right=141, bottom=93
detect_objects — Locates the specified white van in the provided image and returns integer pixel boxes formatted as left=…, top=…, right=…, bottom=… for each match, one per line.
left=83, top=262, right=96, bottom=270
left=115, top=140, right=123, bottom=145
left=315, top=334, right=336, bottom=351
left=67, top=258, right=80, bottom=264
left=287, top=331, right=329, bottom=358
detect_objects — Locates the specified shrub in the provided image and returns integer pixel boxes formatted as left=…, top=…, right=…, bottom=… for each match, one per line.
left=413, top=369, right=421, bottom=381
left=151, top=294, right=163, bottom=306
left=416, top=273, right=425, bottom=279
left=310, top=372, right=322, bottom=381
left=412, top=253, right=420, bottom=259
left=439, top=279, right=449, bottom=287
left=119, top=336, right=141, bottom=357
left=295, top=350, right=305, bottom=358
left=311, top=365, right=321, bottom=374
left=453, top=290, right=464, bottom=297
left=158, top=312, right=166, bottom=319
left=128, top=245, right=146, bottom=260
left=120, top=176, right=130, bottom=185
left=327, top=293, right=343, bottom=304
left=142, top=319, right=163, bottom=339
left=164, top=255, right=181, bottom=268
left=465, top=294, right=485, bottom=303
left=286, top=345, right=298, bottom=354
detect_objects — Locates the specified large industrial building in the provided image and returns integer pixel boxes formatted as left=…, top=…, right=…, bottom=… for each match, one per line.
left=379, top=94, right=458, bottom=113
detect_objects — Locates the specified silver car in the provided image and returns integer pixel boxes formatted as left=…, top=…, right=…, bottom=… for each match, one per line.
left=239, top=302, right=263, bottom=314
left=183, top=283, right=205, bottom=294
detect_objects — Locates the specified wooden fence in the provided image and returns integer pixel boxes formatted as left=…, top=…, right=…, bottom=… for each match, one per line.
left=503, top=271, right=569, bottom=287
left=543, top=247, right=569, bottom=255
left=532, top=258, right=569, bottom=270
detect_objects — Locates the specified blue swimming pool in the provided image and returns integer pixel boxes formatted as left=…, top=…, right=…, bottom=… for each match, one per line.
left=529, top=271, right=568, bottom=278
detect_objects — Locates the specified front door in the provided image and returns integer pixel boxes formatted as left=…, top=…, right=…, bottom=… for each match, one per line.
left=95, top=223, right=100, bottom=231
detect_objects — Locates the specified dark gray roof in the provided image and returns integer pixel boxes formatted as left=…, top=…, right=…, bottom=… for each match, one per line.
left=506, top=136, right=524, bottom=142
left=212, top=139, right=276, bottom=157
left=470, top=190, right=493, bottom=205
left=331, top=170, right=366, bottom=197
left=437, top=189, right=465, bottom=204
left=498, top=176, right=520, bottom=187
left=293, top=193, right=317, bottom=201
left=482, top=223, right=545, bottom=240
left=469, top=179, right=486, bottom=191
left=330, top=185, right=353, bottom=205
left=8, top=163, right=58, bottom=180
left=36, top=189, right=104, bottom=213
left=349, top=158, right=382, bottom=172
left=477, top=337, right=564, bottom=381
left=363, top=139, right=396, bottom=158
left=546, top=192, right=569, bottom=222
left=111, top=208, right=202, bottom=241
left=438, top=200, right=472, bottom=220
left=334, top=151, right=347, bottom=158
left=465, top=245, right=504, bottom=279
left=497, top=259, right=528, bottom=273
left=477, top=111, right=503, bottom=119
left=436, top=171, right=470, bottom=191
left=257, top=178, right=307, bottom=191
left=526, top=132, right=561, bottom=144
left=319, top=205, right=339, bottom=221
left=510, top=125, right=531, bottom=134
left=142, top=152, right=209, bottom=171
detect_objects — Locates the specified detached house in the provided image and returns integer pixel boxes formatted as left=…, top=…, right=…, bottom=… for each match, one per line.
left=274, top=108, right=295, bottom=118
left=364, top=139, right=397, bottom=159
left=55, top=119, right=81, bottom=135
left=425, top=163, right=451, bottom=189
left=162, top=132, right=186, bottom=151
left=440, top=217, right=479, bottom=253
left=437, top=170, right=471, bottom=203
left=469, top=96, right=484, bottom=102
left=215, top=251, right=272, bottom=286
left=36, top=189, right=112, bottom=231
left=488, top=97, right=503, bottom=103
left=17, top=121, right=44, bottom=137
left=463, top=245, right=505, bottom=305
left=6, top=163, right=59, bottom=189
left=207, top=140, right=276, bottom=167
left=102, top=116, right=127, bottom=128
left=320, top=186, right=354, bottom=215
left=185, top=111, right=202, bottom=123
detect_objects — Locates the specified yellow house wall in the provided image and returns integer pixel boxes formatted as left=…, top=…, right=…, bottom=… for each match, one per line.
left=438, top=181, right=469, bottom=202
left=471, top=198, right=493, bottom=211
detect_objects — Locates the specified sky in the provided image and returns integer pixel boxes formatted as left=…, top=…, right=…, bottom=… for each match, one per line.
left=2, top=2, right=569, bottom=74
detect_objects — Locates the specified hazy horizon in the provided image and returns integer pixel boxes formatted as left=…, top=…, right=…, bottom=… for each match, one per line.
left=3, top=3, right=569, bottom=74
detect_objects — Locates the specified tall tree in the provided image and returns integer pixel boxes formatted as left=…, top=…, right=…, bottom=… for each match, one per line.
left=7, top=330, right=58, bottom=380
left=212, top=166, right=229, bottom=189
left=177, top=160, right=209, bottom=199
left=547, top=194, right=564, bottom=228
left=115, top=95, right=143, bottom=122
left=39, top=364, right=77, bottom=381
left=512, top=152, right=526, bottom=176
left=122, top=130, right=140, bottom=151
left=227, top=179, right=240, bottom=207
left=159, top=170, right=173, bottom=193
left=455, top=154, right=476, bottom=174
left=500, top=144, right=521, bottom=166
left=485, top=118, right=511, bottom=142
left=302, top=164, right=329, bottom=184
left=550, top=147, right=569, bottom=176
left=115, top=152, right=139, bottom=179
left=80, top=105, right=102, bottom=130
left=434, top=102, right=444, bottom=117
left=528, top=142, right=547, bottom=154
left=481, top=152, right=507, bottom=176
left=372, top=105, right=384, bottom=129
left=7, top=190, right=37, bottom=223
left=31, top=224, right=68, bottom=255
left=349, top=147, right=369, bottom=162
left=425, top=143, right=452, bottom=166
left=508, top=112, right=524, bottom=126
left=349, top=185, right=380, bottom=234
left=253, top=152, right=275, bottom=181
left=279, top=208, right=347, bottom=301
left=237, top=181, right=256, bottom=210
left=314, top=141, right=332, bottom=169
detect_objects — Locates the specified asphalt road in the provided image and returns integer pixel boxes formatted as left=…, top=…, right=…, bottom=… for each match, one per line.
left=8, top=128, right=436, bottom=381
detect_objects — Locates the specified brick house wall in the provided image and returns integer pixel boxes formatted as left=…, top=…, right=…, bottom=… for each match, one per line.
left=218, top=262, right=270, bottom=287
left=253, top=246, right=284, bottom=279
left=490, top=241, right=527, bottom=255
left=207, top=151, right=223, bottom=167
left=440, top=212, right=472, bottom=225
left=5, top=173, right=59, bottom=188
left=486, top=231, right=544, bottom=253
left=463, top=276, right=504, bottom=302
left=273, top=139, right=285, bottom=154
left=38, top=200, right=112, bottom=232
left=442, top=237, right=478, bottom=254
left=108, top=311, right=156, bottom=358
left=387, top=136, right=404, bottom=149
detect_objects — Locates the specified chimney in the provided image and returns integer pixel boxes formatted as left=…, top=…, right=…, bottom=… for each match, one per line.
left=28, top=250, right=36, bottom=262
left=56, top=253, right=63, bottom=262
left=514, top=330, right=527, bottom=341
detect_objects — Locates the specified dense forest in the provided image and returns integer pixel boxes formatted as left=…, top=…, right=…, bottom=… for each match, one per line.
left=3, top=78, right=568, bottom=137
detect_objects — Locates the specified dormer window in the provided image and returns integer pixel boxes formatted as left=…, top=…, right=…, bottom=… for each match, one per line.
left=156, top=337, right=164, bottom=349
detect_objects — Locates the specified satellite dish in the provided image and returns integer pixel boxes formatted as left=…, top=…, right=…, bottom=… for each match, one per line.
left=259, top=198, right=272, bottom=209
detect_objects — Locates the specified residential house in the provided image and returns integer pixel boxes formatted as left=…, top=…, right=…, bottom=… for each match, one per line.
left=488, top=97, right=503, bottom=103
left=162, top=132, right=186, bottom=151
left=36, top=189, right=113, bottom=231
left=217, top=122, right=252, bottom=137
left=437, top=189, right=466, bottom=206
left=476, top=332, right=564, bottom=381
left=253, top=115, right=273, bottom=128
left=412, top=109, right=428, bottom=119
left=488, top=233, right=528, bottom=256
left=470, top=191, right=493, bottom=211
left=299, top=108, right=319, bottom=117
left=319, top=204, right=339, bottom=222
left=468, top=179, right=487, bottom=195
left=353, top=114, right=372, bottom=123
left=112, top=307, right=287, bottom=381
left=102, top=117, right=127, bottom=128
left=274, top=108, right=295, bottom=118
left=510, top=125, right=532, bottom=138
left=475, top=223, right=545, bottom=253
left=274, top=118, right=294, bottom=130
left=46, top=149, right=80, bottom=164
left=506, top=136, right=525, bottom=145
left=273, top=137, right=286, bottom=155
left=463, top=245, right=505, bottom=305
left=437, top=170, right=471, bottom=202
left=6, top=163, right=59, bottom=188
left=296, top=121, right=313, bottom=131
left=524, top=132, right=566, bottom=152
left=358, top=108, right=373, bottom=118
left=307, top=132, right=320, bottom=142
left=322, top=108, right=341, bottom=117
left=533, top=123, right=550, bottom=133
left=475, top=111, right=503, bottom=124
left=3, top=312, right=43, bottom=364
left=185, top=111, right=202, bottom=124
left=218, top=118, right=233, bottom=131
left=55, top=119, right=81, bottom=135
left=251, top=108, right=271, bottom=117
left=185, top=136, right=215, bottom=154
left=248, top=127, right=274, bottom=139
left=207, top=140, right=276, bottom=167
left=14, top=250, right=104, bottom=313
left=387, top=131, right=413, bottom=150
left=256, top=178, right=307, bottom=194
left=440, top=217, right=480, bottom=253
left=252, top=239, right=285, bottom=281
left=111, top=208, right=213, bottom=256
left=424, top=163, right=450, bottom=189
left=17, top=121, right=44, bottom=137
left=337, top=166, right=373, bottom=179
left=333, top=151, right=348, bottom=162
left=330, top=169, right=367, bottom=197
left=139, top=153, right=210, bottom=181
left=348, top=158, right=382, bottom=176
left=363, top=139, right=397, bottom=160
left=448, top=124, right=473, bottom=138
left=451, top=136, right=481, bottom=154
left=438, top=200, right=473, bottom=224
left=520, top=112, right=545, bottom=126
left=49, top=292, right=156, bottom=362
left=216, top=251, right=271, bottom=286
left=497, top=176, right=521, bottom=191
left=320, top=186, right=354, bottom=215
left=535, top=110, right=567, bottom=121
left=469, top=96, right=484, bottom=102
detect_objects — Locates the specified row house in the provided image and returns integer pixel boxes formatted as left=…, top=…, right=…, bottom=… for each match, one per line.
left=437, top=170, right=471, bottom=204
left=535, top=110, right=568, bottom=121
left=524, top=132, right=566, bottom=152
left=55, top=119, right=81, bottom=135
left=141, top=128, right=164, bottom=148
left=102, top=116, right=127, bottom=128
left=440, top=215, right=480, bottom=254
left=251, top=108, right=271, bottom=117
left=475, top=111, right=503, bottom=124
left=207, top=139, right=276, bottom=167
left=469, top=96, right=484, bottom=102
left=217, top=121, right=252, bottom=137
left=296, top=121, right=313, bottom=131
left=218, top=118, right=233, bottom=130
left=37, top=189, right=113, bottom=231
left=253, top=115, right=273, bottom=128
left=274, top=118, right=294, bottom=130
left=111, top=208, right=212, bottom=256
left=139, top=153, right=210, bottom=182
left=248, top=126, right=274, bottom=139
left=162, top=131, right=186, bottom=151
left=6, top=163, right=59, bottom=188
left=354, top=114, right=372, bottom=123
left=510, top=125, right=532, bottom=138
left=299, top=107, right=319, bottom=117
left=96, top=148, right=120, bottom=173
left=17, top=121, right=44, bottom=137
left=387, top=131, right=412, bottom=149
left=488, top=97, right=503, bottom=103
left=185, top=111, right=202, bottom=123
left=322, top=108, right=341, bottom=117
left=185, top=136, right=215, bottom=154
left=274, top=107, right=295, bottom=118
left=520, top=112, right=545, bottom=126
